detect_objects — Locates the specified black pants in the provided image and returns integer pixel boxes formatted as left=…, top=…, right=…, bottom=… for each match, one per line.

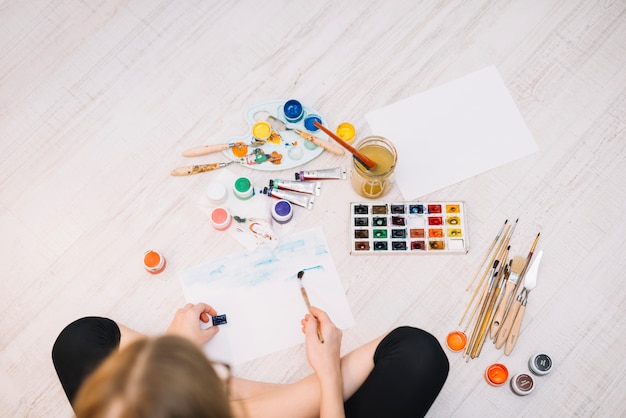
left=52, top=318, right=448, bottom=417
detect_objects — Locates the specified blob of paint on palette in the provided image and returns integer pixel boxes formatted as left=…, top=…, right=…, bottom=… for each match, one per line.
left=349, top=201, right=469, bottom=255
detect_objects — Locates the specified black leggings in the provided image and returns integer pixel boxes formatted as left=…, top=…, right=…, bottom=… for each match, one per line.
left=52, top=319, right=448, bottom=417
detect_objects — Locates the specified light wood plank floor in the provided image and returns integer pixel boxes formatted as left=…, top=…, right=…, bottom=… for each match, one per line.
left=1, top=1, right=625, bottom=416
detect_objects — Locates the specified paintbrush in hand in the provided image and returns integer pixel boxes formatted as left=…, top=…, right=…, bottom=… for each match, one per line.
left=297, top=270, right=324, bottom=343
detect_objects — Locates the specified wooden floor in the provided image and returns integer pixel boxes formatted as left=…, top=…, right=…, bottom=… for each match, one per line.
left=1, top=1, right=625, bottom=416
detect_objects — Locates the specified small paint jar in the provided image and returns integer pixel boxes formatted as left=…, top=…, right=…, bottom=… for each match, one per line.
left=336, top=122, right=356, bottom=144
left=485, top=363, right=508, bottom=386
left=303, top=115, right=322, bottom=131
left=252, top=121, right=272, bottom=141
left=271, top=199, right=293, bottom=224
left=143, top=250, right=166, bottom=274
left=350, top=136, right=397, bottom=199
left=446, top=331, right=467, bottom=352
left=528, top=353, right=553, bottom=376
left=510, top=373, right=535, bottom=396
left=210, top=207, right=232, bottom=231
left=233, top=177, right=253, bottom=200
left=206, top=181, right=228, bottom=205
left=283, top=99, right=304, bottom=123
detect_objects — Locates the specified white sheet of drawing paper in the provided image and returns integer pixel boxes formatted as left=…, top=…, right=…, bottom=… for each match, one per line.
left=178, top=227, right=354, bottom=365
left=366, top=66, right=538, bottom=199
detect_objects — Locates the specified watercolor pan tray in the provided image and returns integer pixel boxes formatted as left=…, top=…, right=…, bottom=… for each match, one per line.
left=221, top=99, right=329, bottom=171
left=349, top=201, right=469, bottom=255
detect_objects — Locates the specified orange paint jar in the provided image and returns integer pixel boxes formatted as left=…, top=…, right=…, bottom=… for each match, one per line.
left=143, top=250, right=166, bottom=274
left=485, top=363, right=509, bottom=386
left=446, top=331, right=467, bottom=352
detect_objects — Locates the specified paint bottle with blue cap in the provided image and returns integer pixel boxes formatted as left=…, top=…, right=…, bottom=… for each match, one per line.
left=283, top=99, right=304, bottom=123
left=271, top=199, right=293, bottom=224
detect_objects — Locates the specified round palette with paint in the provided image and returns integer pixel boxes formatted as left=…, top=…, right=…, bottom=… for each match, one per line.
left=221, top=100, right=328, bottom=171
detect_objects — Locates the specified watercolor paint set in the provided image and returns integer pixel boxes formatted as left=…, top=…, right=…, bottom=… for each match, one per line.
left=349, top=201, right=469, bottom=254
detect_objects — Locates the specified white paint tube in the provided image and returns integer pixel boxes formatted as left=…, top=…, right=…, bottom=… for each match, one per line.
left=270, top=179, right=321, bottom=196
left=294, top=167, right=347, bottom=181
left=262, top=186, right=314, bottom=210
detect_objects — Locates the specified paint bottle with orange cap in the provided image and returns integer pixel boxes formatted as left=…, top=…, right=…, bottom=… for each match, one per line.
left=144, top=250, right=166, bottom=274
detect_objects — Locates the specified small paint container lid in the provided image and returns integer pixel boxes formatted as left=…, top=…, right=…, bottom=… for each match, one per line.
left=210, top=207, right=232, bottom=231
left=303, top=115, right=322, bottom=131
left=510, top=373, right=535, bottom=396
left=233, top=177, right=253, bottom=200
left=144, top=250, right=166, bottom=274
left=336, top=122, right=356, bottom=144
left=485, top=363, right=508, bottom=386
left=206, top=181, right=228, bottom=205
left=528, top=353, right=553, bottom=376
left=252, top=121, right=272, bottom=141
left=283, top=99, right=304, bottom=123
left=446, top=331, right=467, bottom=352
left=271, top=199, right=293, bottom=224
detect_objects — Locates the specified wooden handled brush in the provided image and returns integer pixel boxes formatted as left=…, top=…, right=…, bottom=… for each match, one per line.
left=490, top=256, right=527, bottom=339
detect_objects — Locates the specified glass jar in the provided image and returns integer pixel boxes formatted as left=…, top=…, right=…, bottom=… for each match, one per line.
left=350, top=136, right=397, bottom=198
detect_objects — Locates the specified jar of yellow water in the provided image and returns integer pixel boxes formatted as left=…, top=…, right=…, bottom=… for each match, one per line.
left=350, top=136, right=397, bottom=198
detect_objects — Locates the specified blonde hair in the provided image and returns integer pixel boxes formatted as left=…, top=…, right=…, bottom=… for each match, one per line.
left=74, top=336, right=233, bottom=418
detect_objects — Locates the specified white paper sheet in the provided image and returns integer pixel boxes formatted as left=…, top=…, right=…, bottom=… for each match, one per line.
left=366, top=66, right=538, bottom=199
left=178, top=227, right=354, bottom=365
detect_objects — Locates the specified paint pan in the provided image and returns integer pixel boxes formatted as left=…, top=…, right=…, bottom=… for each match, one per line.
left=295, top=167, right=347, bottom=181
left=349, top=201, right=469, bottom=255
left=262, top=186, right=314, bottom=209
left=270, top=178, right=321, bottom=196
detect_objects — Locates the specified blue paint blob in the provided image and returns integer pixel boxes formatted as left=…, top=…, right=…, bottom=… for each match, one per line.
left=304, top=115, right=322, bottom=131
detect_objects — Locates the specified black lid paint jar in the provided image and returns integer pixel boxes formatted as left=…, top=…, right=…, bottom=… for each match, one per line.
left=529, top=353, right=553, bottom=376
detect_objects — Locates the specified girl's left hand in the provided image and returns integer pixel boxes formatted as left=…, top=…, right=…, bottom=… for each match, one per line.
left=166, top=302, right=220, bottom=346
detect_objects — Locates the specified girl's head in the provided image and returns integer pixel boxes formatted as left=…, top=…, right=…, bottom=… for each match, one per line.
left=74, top=335, right=232, bottom=418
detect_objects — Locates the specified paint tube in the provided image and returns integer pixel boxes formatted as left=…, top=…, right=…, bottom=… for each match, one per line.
left=262, top=186, right=314, bottom=210
left=295, top=167, right=347, bottom=181
left=270, top=179, right=321, bottom=196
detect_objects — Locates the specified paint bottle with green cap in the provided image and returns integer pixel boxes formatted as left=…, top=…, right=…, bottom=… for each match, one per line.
left=234, top=177, right=254, bottom=200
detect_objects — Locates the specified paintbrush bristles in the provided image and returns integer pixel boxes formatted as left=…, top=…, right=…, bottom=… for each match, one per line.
left=509, top=257, right=527, bottom=278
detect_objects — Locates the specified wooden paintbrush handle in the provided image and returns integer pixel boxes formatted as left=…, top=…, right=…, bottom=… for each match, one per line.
left=170, top=163, right=222, bottom=176
left=294, top=130, right=345, bottom=155
left=490, top=281, right=515, bottom=339
left=182, top=143, right=230, bottom=157
left=505, top=303, right=526, bottom=355
left=495, top=298, right=521, bottom=349
left=312, top=121, right=377, bottom=169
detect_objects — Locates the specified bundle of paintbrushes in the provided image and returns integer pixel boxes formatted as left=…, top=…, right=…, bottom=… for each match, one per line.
left=450, top=219, right=542, bottom=360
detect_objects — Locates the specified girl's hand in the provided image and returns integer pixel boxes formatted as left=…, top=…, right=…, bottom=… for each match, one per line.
left=166, top=303, right=220, bottom=346
left=301, top=306, right=342, bottom=381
